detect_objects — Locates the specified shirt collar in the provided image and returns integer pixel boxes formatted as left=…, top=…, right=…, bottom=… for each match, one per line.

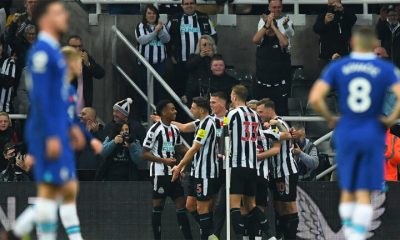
left=350, top=52, right=376, bottom=60
left=38, top=31, right=60, bottom=49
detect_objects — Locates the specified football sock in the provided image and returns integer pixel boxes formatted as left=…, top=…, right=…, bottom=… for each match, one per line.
left=151, top=206, right=163, bottom=240
left=190, top=210, right=200, bottom=225
left=339, top=202, right=356, bottom=239
left=199, top=212, right=213, bottom=240
left=13, top=206, right=35, bottom=237
left=281, top=213, right=299, bottom=240
left=59, top=203, right=83, bottom=240
left=350, top=204, right=373, bottom=240
left=176, top=207, right=193, bottom=240
left=35, top=198, right=58, bottom=240
left=230, top=208, right=244, bottom=240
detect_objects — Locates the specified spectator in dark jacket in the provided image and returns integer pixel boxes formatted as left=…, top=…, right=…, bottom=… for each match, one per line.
left=12, top=24, right=36, bottom=69
left=68, top=35, right=105, bottom=110
left=376, top=5, right=400, bottom=68
left=97, top=122, right=142, bottom=181
left=313, top=0, right=357, bottom=72
left=185, top=55, right=238, bottom=101
left=182, top=35, right=217, bottom=103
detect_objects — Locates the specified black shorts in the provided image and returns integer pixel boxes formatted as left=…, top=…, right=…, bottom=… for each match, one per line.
left=255, top=176, right=269, bottom=207
left=152, top=175, right=184, bottom=200
left=230, top=168, right=257, bottom=196
left=188, top=176, right=218, bottom=201
left=269, top=174, right=298, bottom=202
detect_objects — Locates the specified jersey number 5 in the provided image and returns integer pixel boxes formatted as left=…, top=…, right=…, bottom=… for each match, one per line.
left=347, top=77, right=372, bottom=113
left=242, top=121, right=259, bottom=142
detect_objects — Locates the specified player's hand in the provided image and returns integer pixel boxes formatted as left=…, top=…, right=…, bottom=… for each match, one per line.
left=171, top=165, right=182, bottom=182
left=70, top=126, right=86, bottom=151
left=151, top=114, right=161, bottom=122
left=325, top=13, right=335, bottom=24
left=164, top=157, right=177, bottom=166
left=46, top=137, right=62, bottom=160
left=114, top=135, right=124, bottom=144
left=24, top=154, right=35, bottom=170
left=90, top=138, right=103, bottom=154
left=13, top=13, right=21, bottom=23
left=380, top=116, right=396, bottom=128
left=263, top=122, right=271, bottom=129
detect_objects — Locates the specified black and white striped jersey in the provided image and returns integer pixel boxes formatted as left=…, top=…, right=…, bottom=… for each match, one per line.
left=166, top=13, right=216, bottom=62
left=270, top=117, right=298, bottom=179
left=257, top=127, right=280, bottom=180
left=227, top=106, right=262, bottom=169
left=191, top=115, right=218, bottom=179
left=0, top=57, right=16, bottom=113
left=143, top=121, right=182, bottom=176
left=135, top=22, right=169, bottom=65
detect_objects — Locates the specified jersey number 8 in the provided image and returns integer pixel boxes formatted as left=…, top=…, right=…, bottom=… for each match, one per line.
left=347, top=77, right=372, bottom=113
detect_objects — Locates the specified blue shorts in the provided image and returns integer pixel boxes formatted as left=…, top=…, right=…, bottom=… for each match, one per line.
left=31, top=141, right=76, bottom=186
left=335, top=129, right=385, bottom=192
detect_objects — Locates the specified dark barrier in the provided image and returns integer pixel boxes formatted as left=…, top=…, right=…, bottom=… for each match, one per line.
left=0, top=182, right=399, bottom=240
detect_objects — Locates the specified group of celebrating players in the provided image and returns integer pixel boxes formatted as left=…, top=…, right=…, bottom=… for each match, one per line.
left=3, top=0, right=400, bottom=240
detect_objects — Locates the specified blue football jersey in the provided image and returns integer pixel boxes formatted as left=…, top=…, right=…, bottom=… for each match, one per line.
left=320, top=52, right=400, bottom=128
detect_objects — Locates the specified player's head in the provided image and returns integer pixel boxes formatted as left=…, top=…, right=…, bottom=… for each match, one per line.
left=231, top=85, right=248, bottom=107
left=61, top=46, right=82, bottom=80
left=33, top=0, right=69, bottom=35
left=350, top=27, right=379, bottom=53
left=257, top=98, right=276, bottom=122
left=191, top=97, right=210, bottom=119
left=210, top=92, right=228, bottom=115
left=156, top=100, right=177, bottom=122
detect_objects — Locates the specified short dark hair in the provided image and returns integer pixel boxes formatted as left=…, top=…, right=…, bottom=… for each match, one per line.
left=211, top=91, right=228, bottom=102
left=67, top=35, right=82, bottom=43
left=232, top=85, right=248, bottom=102
left=182, top=0, right=197, bottom=4
left=291, top=123, right=305, bottom=131
left=257, top=99, right=275, bottom=110
left=32, top=0, right=60, bottom=26
left=156, top=99, right=174, bottom=116
left=142, top=4, right=160, bottom=26
left=193, top=96, right=210, bottom=113
left=211, top=54, right=224, bottom=64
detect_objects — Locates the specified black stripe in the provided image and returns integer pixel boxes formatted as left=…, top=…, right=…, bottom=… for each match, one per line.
left=183, top=15, right=191, bottom=61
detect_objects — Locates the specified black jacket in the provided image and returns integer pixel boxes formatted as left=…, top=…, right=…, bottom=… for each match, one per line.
left=168, top=11, right=217, bottom=62
left=71, top=54, right=105, bottom=107
left=376, top=21, right=400, bottom=68
left=313, top=10, right=357, bottom=60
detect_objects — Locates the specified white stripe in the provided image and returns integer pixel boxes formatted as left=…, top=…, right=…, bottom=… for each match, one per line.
left=153, top=176, right=158, bottom=191
left=203, top=178, right=208, bottom=196
left=5, top=87, right=12, bottom=112
left=285, top=175, right=290, bottom=195
left=0, top=88, right=6, bottom=111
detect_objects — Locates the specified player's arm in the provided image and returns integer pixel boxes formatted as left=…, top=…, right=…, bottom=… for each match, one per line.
left=308, top=80, right=336, bottom=128
left=171, top=142, right=201, bottom=182
left=141, top=147, right=175, bottom=165
left=172, top=121, right=196, bottom=133
left=257, top=141, right=281, bottom=160
left=382, top=83, right=400, bottom=127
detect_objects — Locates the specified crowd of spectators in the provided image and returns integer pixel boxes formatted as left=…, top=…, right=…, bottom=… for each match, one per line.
left=0, top=0, right=400, bottom=182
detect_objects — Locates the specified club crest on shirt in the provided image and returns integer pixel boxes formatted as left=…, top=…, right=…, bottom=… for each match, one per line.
left=32, top=51, right=48, bottom=73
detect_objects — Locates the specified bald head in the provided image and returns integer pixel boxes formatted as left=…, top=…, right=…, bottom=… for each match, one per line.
left=80, top=107, right=97, bottom=124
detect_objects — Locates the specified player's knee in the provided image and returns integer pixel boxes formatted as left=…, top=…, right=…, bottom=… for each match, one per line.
left=35, top=199, right=58, bottom=222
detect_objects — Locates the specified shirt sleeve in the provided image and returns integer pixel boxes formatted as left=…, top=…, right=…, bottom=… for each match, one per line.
left=194, top=119, right=213, bottom=145
left=209, top=19, right=217, bottom=36
left=175, top=128, right=182, bottom=146
left=143, top=127, right=157, bottom=149
left=320, top=63, right=337, bottom=88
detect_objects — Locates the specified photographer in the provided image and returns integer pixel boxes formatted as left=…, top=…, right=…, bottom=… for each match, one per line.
left=0, top=142, right=31, bottom=182
left=98, top=123, right=142, bottom=181
left=291, top=124, right=319, bottom=181
left=313, top=0, right=357, bottom=72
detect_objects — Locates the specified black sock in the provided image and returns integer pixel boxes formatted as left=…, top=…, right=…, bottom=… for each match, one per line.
left=281, top=213, right=299, bottom=240
left=190, top=210, right=200, bottom=225
left=249, top=207, right=271, bottom=237
left=176, top=208, right=193, bottom=240
left=246, top=214, right=256, bottom=240
left=275, top=212, right=283, bottom=239
left=230, top=208, right=244, bottom=240
left=199, top=213, right=213, bottom=240
left=152, top=206, right=163, bottom=240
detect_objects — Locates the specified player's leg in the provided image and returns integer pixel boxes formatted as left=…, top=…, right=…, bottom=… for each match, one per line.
left=212, top=179, right=226, bottom=238
left=254, top=177, right=273, bottom=240
left=151, top=176, right=167, bottom=240
left=269, top=178, right=283, bottom=240
left=277, top=175, right=299, bottom=240
left=230, top=168, right=246, bottom=240
left=59, top=180, right=83, bottom=240
left=339, top=190, right=356, bottom=239
left=35, top=184, right=60, bottom=240
left=350, top=191, right=372, bottom=240
left=196, top=178, right=216, bottom=240
left=171, top=177, right=193, bottom=240
left=240, top=205, right=252, bottom=240
left=187, top=176, right=200, bottom=224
